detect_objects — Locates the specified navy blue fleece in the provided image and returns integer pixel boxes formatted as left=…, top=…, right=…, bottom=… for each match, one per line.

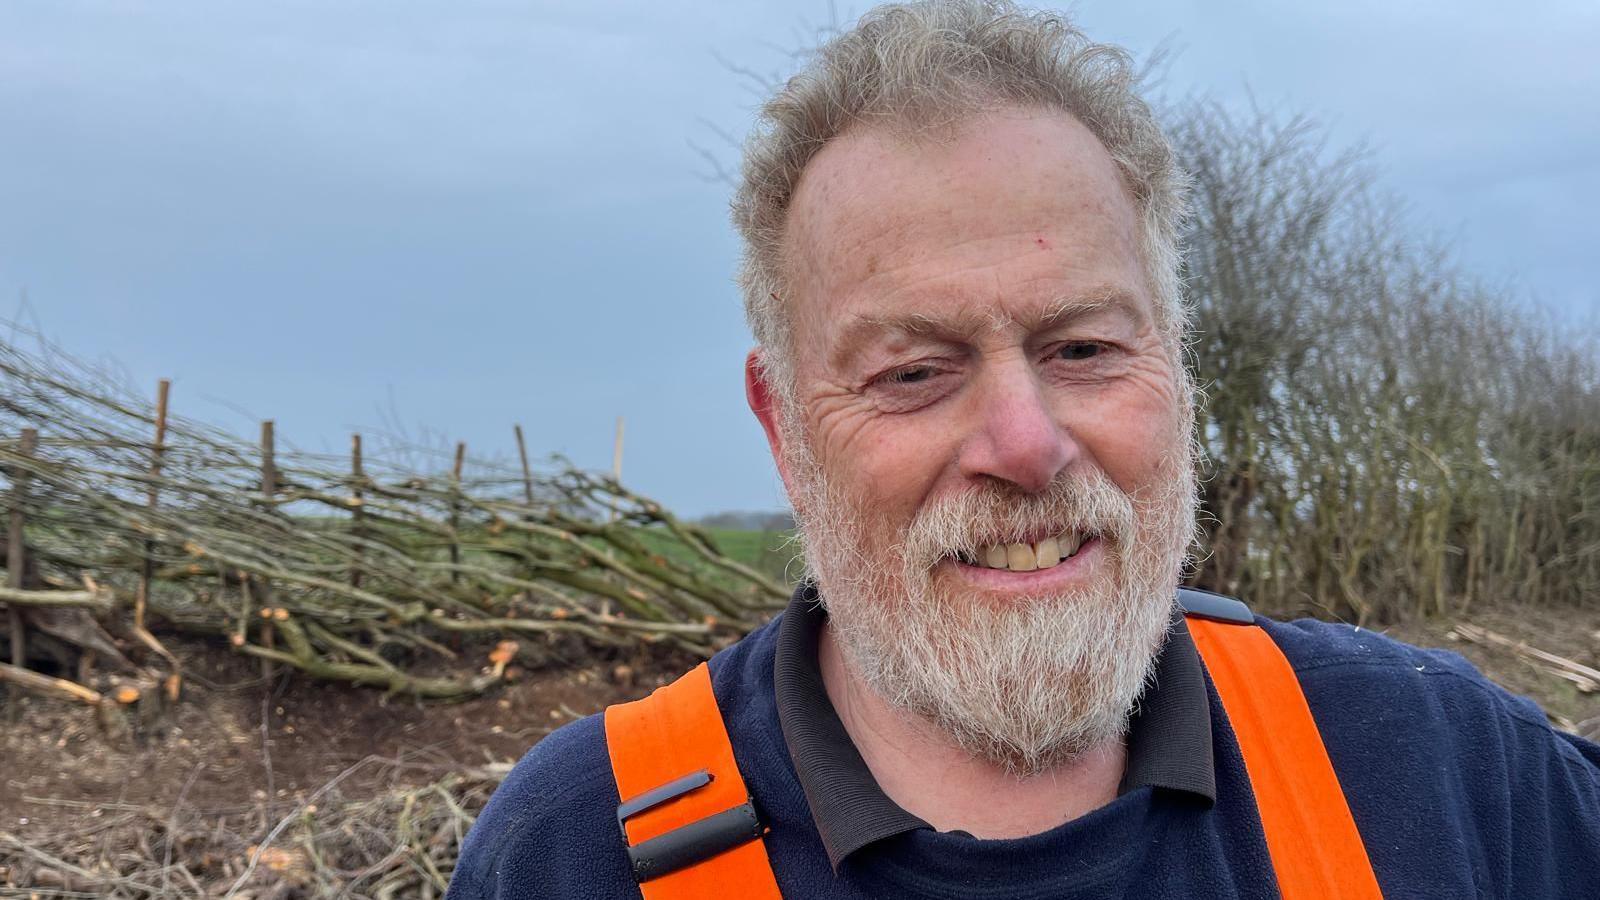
left=447, top=616, right=1600, bottom=898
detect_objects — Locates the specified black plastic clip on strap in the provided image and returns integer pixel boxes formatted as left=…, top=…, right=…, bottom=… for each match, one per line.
left=616, top=769, right=766, bottom=883
left=1177, top=587, right=1254, bottom=625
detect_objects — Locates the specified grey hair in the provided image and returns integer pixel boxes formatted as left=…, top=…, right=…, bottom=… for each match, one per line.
left=731, top=0, right=1191, bottom=400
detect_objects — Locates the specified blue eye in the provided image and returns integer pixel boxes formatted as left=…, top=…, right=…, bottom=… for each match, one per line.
left=1055, top=343, right=1102, bottom=361
left=867, top=363, right=957, bottom=413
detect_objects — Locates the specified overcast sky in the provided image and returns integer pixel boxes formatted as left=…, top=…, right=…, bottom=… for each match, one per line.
left=3, top=1, right=1596, bottom=517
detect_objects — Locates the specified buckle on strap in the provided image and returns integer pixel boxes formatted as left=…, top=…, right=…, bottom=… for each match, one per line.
left=616, top=769, right=766, bottom=883
left=1177, top=587, right=1254, bottom=625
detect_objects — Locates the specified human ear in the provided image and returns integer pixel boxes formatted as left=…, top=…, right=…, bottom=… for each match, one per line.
left=744, top=348, right=793, bottom=490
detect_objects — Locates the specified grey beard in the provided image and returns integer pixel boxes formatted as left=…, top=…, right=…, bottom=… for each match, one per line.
left=784, top=430, right=1197, bottom=777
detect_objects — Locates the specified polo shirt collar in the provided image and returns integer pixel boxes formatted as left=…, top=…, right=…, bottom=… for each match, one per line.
left=772, top=582, right=1215, bottom=871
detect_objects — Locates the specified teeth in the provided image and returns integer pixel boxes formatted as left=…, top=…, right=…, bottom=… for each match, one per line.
left=1006, top=542, right=1036, bottom=572
left=1062, top=531, right=1088, bottom=557
left=966, top=533, right=1094, bottom=571
left=1034, top=536, right=1060, bottom=568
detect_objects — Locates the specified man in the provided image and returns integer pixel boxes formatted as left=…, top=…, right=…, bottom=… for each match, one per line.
left=448, top=2, right=1600, bottom=896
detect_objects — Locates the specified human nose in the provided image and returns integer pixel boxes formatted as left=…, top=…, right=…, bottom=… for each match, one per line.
left=957, top=361, right=1077, bottom=494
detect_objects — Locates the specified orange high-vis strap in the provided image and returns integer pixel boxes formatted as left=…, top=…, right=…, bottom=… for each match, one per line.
left=603, top=662, right=782, bottom=900
left=603, top=612, right=1383, bottom=899
left=1189, top=616, right=1385, bottom=900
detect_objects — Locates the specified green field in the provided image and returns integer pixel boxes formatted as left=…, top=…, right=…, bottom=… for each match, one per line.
left=624, top=525, right=798, bottom=588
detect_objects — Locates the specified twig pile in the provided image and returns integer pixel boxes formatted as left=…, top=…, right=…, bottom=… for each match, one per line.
left=1450, top=623, right=1600, bottom=695
left=0, top=758, right=508, bottom=899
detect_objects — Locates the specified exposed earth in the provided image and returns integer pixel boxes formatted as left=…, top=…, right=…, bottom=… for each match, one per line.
left=2, top=605, right=1598, bottom=896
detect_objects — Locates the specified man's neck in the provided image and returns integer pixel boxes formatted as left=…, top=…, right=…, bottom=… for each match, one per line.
left=817, top=621, right=1127, bottom=839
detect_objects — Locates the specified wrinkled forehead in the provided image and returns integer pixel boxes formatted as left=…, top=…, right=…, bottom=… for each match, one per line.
left=779, top=108, right=1151, bottom=355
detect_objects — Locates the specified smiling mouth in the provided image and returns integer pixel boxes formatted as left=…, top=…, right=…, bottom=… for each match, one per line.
left=952, top=530, right=1096, bottom=572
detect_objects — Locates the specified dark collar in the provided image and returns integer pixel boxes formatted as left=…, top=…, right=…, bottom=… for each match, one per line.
left=772, top=582, right=1215, bottom=870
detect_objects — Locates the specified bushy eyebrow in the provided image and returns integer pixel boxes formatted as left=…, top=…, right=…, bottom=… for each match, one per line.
left=1038, top=288, right=1129, bottom=327
left=828, top=286, right=1141, bottom=370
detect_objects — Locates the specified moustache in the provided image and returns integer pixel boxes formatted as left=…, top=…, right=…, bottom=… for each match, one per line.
left=896, top=470, right=1138, bottom=572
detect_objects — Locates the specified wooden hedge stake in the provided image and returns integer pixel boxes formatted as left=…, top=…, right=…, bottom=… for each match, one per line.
left=7, top=428, right=37, bottom=717
left=260, top=420, right=277, bottom=499
left=513, top=424, right=535, bottom=507
left=136, top=379, right=170, bottom=632
left=450, top=441, right=465, bottom=584
left=259, top=421, right=276, bottom=681
left=351, top=433, right=365, bottom=589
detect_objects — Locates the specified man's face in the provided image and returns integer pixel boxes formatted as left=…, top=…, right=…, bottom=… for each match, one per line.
left=751, top=107, right=1195, bottom=773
